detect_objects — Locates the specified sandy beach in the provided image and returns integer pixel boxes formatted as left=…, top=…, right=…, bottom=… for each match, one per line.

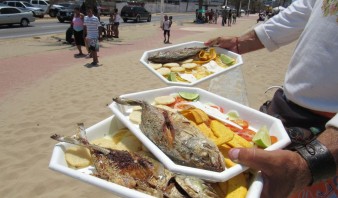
left=0, top=14, right=296, bottom=197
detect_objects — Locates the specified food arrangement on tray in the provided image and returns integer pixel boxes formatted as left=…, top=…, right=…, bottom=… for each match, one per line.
left=51, top=123, right=254, bottom=198
left=140, top=41, right=243, bottom=86
left=109, top=87, right=290, bottom=182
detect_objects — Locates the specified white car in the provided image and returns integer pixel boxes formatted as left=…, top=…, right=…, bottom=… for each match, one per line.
left=3, top=1, right=44, bottom=18
left=0, top=6, right=35, bottom=27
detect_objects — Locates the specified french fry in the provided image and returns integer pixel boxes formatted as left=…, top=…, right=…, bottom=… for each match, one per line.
left=226, top=133, right=253, bottom=148
left=210, top=120, right=234, bottom=145
left=226, top=173, right=248, bottom=198
left=193, top=108, right=209, bottom=123
left=218, top=145, right=237, bottom=167
left=198, top=123, right=217, bottom=139
left=190, top=109, right=204, bottom=124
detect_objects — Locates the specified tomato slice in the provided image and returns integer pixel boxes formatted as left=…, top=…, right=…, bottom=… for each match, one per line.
left=235, top=128, right=256, bottom=141
left=232, top=119, right=249, bottom=129
left=270, top=135, right=278, bottom=144
left=209, top=105, right=225, bottom=113
left=168, top=96, right=187, bottom=108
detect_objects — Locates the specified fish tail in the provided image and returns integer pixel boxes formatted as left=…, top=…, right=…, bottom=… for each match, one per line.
left=113, top=97, right=143, bottom=106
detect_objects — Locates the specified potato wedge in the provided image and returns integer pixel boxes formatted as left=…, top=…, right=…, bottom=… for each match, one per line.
left=154, top=95, right=176, bottom=105
left=129, top=110, right=142, bottom=124
left=197, top=123, right=216, bottom=139
left=210, top=120, right=234, bottom=145
left=226, top=173, right=248, bottom=198
left=226, top=133, right=253, bottom=148
left=65, top=146, right=92, bottom=169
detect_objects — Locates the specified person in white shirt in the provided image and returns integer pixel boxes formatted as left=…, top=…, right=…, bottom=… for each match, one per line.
left=206, top=0, right=337, bottom=197
left=84, top=8, right=100, bottom=65
left=112, top=8, right=121, bottom=38
left=162, top=15, right=172, bottom=44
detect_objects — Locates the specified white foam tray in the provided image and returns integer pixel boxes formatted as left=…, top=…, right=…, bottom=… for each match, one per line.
left=109, top=86, right=291, bottom=182
left=140, top=41, right=243, bottom=86
left=49, top=116, right=264, bottom=198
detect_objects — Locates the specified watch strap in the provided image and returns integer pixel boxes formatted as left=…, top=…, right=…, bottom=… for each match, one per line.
left=295, top=139, right=336, bottom=185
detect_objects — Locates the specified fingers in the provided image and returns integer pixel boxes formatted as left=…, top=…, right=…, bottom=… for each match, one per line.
left=229, top=148, right=277, bottom=174
left=204, top=37, right=221, bottom=46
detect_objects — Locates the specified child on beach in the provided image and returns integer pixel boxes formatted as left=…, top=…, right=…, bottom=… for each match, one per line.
left=162, top=15, right=172, bottom=44
left=84, top=8, right=100, bottom=65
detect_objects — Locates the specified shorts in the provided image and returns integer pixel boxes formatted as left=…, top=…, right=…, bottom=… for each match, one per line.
left=86, top=38, right=99, bottom=52
left=113, top=22, right=119, bottom=26
left=73, top=30, right=85, bottom=46
left=164, top=30, right=170, bottom=35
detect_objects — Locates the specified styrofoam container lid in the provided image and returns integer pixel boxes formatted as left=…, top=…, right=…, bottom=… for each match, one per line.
left=140, top=41, right=243, bottom=86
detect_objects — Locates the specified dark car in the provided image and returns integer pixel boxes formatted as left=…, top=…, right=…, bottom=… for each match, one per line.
left=121, top=5, right=151, bottom=23
left=56, top=2, right=79, bottom=23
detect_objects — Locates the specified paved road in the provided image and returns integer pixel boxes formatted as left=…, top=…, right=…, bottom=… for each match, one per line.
left=0, top=14, right=195, bottom=39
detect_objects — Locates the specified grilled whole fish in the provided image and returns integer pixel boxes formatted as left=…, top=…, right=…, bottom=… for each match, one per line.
left=147, top=47, right=207, bottom=64
left=113, top=98, right=226, bottom=172
left=51, top=124, right=220, bottom=198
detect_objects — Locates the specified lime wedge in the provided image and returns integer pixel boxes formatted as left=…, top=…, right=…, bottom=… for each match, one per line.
left=178, top=92, right=200, bottom=101
left=220, top=54, right=235, bottom=66
left=167, top=72, right=177, bottom=82
left=226, top=110, right=240, bottom=121
left=252, top=125, right=271, bottom=148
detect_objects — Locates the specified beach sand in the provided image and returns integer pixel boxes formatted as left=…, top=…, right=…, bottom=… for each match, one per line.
left=0, top=15, right=296, bottom=197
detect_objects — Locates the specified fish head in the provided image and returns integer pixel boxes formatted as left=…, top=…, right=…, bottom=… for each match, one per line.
left=185, top=138, right=226, bottom=172
left=173, top=175, right=220, bottom=198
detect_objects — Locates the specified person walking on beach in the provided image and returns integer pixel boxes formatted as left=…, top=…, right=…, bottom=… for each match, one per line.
left=112, top=8, right=121, bottom=38
left=227, top=9, right=232, bottom=26
left=232, top=12, right=236, bottom=24
left=221, top=9, right=227, bottom=26
left=162, top=15, right=171, bottom=44
left=107, top=12, right=114, bottom=38
left=205, top=0, right=338, bottom=197
left=72, top=6, right=85, bottom=57
left=214, top=9, right=219, bottom=24
left=84, top=8, right=100, bottom=65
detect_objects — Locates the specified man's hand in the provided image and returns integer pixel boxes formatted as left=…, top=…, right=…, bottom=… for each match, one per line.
left=205, top=37, right=238, bottom=53
left=205, top=30, right=265, bottom=54
left=228, top=148, right=312, bottom=198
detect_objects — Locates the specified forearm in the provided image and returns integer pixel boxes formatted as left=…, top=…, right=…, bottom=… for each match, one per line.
left=317, top=126, right=338, bottom=175
left=237, top=30, right=265, bottom=54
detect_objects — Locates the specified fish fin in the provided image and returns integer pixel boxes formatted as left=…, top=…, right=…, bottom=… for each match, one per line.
left=162, top=111, right=175, bottom=148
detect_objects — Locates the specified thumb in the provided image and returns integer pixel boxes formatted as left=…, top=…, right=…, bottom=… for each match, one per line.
left=229, top=148, right=275, bottom=174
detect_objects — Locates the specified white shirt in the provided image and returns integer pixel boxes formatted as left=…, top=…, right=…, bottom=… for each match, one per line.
left=84, top=15, right=100, bottom=39
left=163, top=20, right=170, bottom=30
left=254, top=0, right=338, bottom=114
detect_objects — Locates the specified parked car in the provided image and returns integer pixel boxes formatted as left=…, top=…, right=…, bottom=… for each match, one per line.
left=121, top=5, right=151, bottom=23
left=29, top=0, right=62, bottom=17
left=0, top=5, right=35, bottom=26
left=3, top=1, right=44, bottom=18
left=56, top=2, right=79, bottom=23
left=98, top=4, right=110, bottom=16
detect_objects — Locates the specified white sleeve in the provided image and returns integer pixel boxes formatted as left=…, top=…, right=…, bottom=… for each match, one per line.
left=326, top=114, right=338, bottom=129
left=254, top=0, right=316, bottom=51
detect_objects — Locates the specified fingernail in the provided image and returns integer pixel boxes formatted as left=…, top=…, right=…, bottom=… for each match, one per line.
left=229, top=148, right=240, bottom=162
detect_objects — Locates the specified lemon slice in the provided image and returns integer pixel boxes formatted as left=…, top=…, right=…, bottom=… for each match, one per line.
left=252, top=125, right=271, bottom=148
left=178, top=92, right=200, bottom=101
